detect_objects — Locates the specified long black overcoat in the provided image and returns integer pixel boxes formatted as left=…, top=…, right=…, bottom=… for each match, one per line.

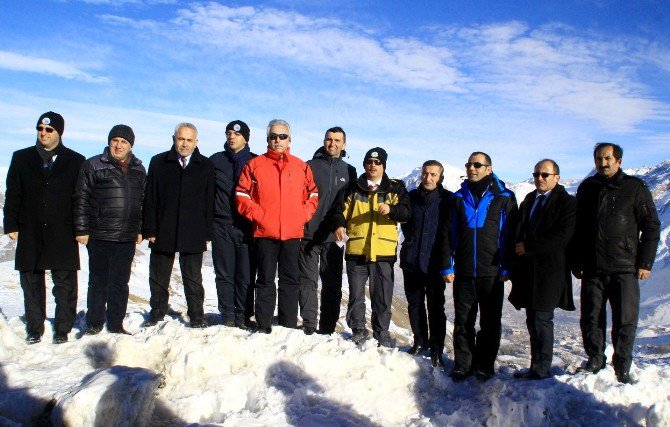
left=3, top=144, right=85, bottom=271
left=142, top=146, right=214, bottom=253
left=509, top=184, right=577, bottom=312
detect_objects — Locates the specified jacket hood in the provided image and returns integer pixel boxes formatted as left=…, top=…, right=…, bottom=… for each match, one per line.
left=312, top=146, right=348, bottom=160
left=460, top=173, right=508, bottom=195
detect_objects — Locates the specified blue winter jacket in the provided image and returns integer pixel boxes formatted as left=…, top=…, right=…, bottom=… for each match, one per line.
left=439, top=174, right=517, bottom=278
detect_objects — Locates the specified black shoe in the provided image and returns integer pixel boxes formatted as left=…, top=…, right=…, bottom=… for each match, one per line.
left=430, top=350, right=445, bottom=368
left=351, top=328, right=369, bottom=345
left=377, top=337, right=394, bottom=348
left=108, top=327, right=131, bottom=335
left=450, top=367, right=471, bottom=383
left=85, top=325, right=103, bottom=335
left=304, top=326, right=316, bottom=336
left=255, top=325, right=272, bottom=334
left=475, top=367, right=494, bottom=382
left=143, top=317, right=164, bottom=327
left=407, top=344, right=426, bottom=355
left=317, top=328, right=335, bottom=335
left=577, top=357, right=606, bottom=374
left=26, top=333, right=41, bottom=345
left=616, top=372, right=636, bottom=384
left=190, top=319, right=208, bottom=329
left=53, top=333, right=68, bottom=344
left=513, top=370, right=549, bottom=380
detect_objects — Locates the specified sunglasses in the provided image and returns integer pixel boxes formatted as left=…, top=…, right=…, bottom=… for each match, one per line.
left=365, top=159, right=383, bottom=166
left=36, top=126, right=56, bottom=133
left=267, top=133, right=289, bottom=141
left=532, top=172, right=558, bottom=179
left=465, top=162, right=488, bottom=169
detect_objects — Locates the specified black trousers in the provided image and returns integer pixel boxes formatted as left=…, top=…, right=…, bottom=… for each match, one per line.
left=86, top=239, right=136, bottom=330
left=346, top=259, right=394, bottom=342
left=402, top=269, right=446, bottom=352
left=525, top=308, right=554, bottom=376
left=148, top=250, right=205, bottom=323
left=580, top=273, right=639, bottom=374
left=298, top=240, right=344, bottom=331
left=212, top=221, right=252, bottom=324
left=20, top=269, right=78, bottom=336
left=255, top=238, right=301, bottom=329
left=452, top=275, right=503, bottom=372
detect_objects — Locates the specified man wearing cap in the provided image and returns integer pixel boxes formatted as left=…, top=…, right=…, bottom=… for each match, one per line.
left=236, top=119, right=318, bottom=334
left=299, top=126, right=357, bottom=335
left=73, top=125, right=146, bottom=335
left=330, top=147, right=411, bottom=347
left=142, top=122, right=215, bottom=329
left=210, top=120, right=257, bottom=329
left=439, top=151, right=517, bottom=382
left=4, top=111, right=85, bottom=344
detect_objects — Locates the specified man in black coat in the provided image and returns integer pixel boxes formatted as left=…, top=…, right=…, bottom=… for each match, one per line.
left=142, top=123, right=215, bottom=328
left=572, top=143, right=660, bottom=384
left=210, top=120, right=256, bottom=329
left=299, top=127, right=357, bottom=335
left=73, top=124, right=146, bottom=335
left=4, top=111, right=85, bottom=344
left=509, top=159, right=576, bottom=380
left=400, top=160, right=451, bottom=367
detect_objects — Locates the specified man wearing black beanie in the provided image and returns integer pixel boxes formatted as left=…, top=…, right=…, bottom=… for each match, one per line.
left=210, top=120, right=257, bottom=329
left=4, top=111, right=85, bottom=344
left=73, top=124, right=146, bottom=335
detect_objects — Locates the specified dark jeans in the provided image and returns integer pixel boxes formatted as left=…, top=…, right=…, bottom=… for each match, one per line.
left=212, top=221, right=252, bottom=324
left=346, top=259, right=394, bottom=342
left=20, top=269, right=78, bottom=336
left=525, top=308, right=554, bottom=376
left=86, top=239, right=136, bottom=330
left=580, top=273, right=639, bottom=374
left=402, top=269, right=446, bottom=352
left=149, top=250, right=205, bottom=323
left=452, top=275, right=503, bottom=372
left=255, top=238, right=301, bottom=329
left=298, top=240, right=344, bottom=331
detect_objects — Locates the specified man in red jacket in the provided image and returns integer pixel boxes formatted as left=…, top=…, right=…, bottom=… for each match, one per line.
left=236, top=119, right=318, bottom=333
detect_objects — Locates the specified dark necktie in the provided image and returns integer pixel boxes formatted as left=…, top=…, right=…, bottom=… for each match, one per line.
left=180, top=157, right=187, bottom=169
left=527, top=194, right=546, bottom=234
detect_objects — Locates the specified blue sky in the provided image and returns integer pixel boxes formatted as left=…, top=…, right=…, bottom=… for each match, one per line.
left=1, top=0, right=669, bottom=181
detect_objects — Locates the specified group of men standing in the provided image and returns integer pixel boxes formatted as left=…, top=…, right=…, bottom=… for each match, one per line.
left=4, top=111, right=661, bottom=385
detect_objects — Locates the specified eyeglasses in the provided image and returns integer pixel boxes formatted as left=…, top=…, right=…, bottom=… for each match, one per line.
left=532, top=172, right=558, bottom=179
left=267, top=133, right=289, bottom=141
left=36, top=126, right=55, bottom=133
left=365, top=159, right=382, bottom=166
left=465, top=162, right=488, bottom=169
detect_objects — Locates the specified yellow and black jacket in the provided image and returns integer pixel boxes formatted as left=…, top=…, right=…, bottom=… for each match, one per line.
left=330, top=174, right=411, bottom=262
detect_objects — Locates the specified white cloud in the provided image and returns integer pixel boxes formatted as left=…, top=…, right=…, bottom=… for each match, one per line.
left=0, top=51, right=109, bottom=84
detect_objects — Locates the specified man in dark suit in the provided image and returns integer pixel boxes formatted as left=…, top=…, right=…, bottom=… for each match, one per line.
left=4, top=111, right=85, bottom=344
left=142, top=122, right=215, bottom=328
left=509, top=159, right=577, bottom=380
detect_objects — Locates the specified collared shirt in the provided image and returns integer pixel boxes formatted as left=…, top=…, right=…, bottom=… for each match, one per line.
left=529, top=189, right=552, bottom=218
left=367, top=179, right=381, bottom=189
left=179, top=154, right=192, bottom=168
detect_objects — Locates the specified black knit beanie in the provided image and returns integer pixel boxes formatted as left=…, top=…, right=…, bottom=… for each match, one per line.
left=36, top=111, right=65, bottom=136
left=108, top=124, right=135, bottom=146
left=226, top=120, right=250, bottom=142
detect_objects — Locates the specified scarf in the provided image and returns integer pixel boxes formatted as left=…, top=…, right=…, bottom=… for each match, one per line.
left=225, top=144, right=253, bottom=180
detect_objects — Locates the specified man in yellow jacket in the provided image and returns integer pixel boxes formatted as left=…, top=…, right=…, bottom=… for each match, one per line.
left=330, top=147, right=411, bottom=347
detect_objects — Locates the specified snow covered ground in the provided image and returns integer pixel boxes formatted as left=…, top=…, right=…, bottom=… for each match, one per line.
left=1, top=160, right=670, bottom=425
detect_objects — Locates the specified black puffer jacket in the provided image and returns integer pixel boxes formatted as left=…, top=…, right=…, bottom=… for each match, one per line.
left=304, top=147, right=357, bottom=242
left=73, top=147, right=146, bottom=242
left=572, top=170, right=660, bottom=275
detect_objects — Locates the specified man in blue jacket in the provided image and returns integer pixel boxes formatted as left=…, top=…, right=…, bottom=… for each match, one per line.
left=210, top=120, right=257, bottom=329
left=440, top=152, right=517, bottom=382
left=299, top=127, right=356, bottom=335
left=401, top=160, right=451, bottom=366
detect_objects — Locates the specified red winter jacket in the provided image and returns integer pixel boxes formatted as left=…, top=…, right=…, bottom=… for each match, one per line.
left=236, top=148, right=318, bottom=240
